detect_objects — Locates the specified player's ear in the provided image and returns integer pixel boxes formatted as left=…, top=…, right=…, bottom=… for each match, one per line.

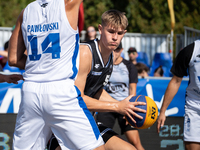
left=98, top=24, right=102, bottom=34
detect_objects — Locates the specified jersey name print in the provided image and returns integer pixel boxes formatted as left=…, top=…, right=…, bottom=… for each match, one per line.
left=27, top=22, right=59, bottom=33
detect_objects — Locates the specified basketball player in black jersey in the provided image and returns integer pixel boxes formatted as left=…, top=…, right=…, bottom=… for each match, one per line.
left=48, top=10, right=146, bottom=150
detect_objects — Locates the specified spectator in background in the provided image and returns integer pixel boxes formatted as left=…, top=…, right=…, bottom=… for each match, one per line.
left=97, top=43, right=145, bottom=150
left=128, top=47, right=138, bottom=65
left=135, top=62, right=149, bottom=78
left=85, top=26, right=97, bottom=41
left=0, top=41, right=9, bottom=70
left=154, top=65, right=164, bottom=77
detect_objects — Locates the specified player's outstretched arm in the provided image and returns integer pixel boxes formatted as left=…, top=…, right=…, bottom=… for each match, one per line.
left=0, top=74, right=23, bottom=84
left=65, top=0, right=83, bottom=30
left=157, top=75, right=182, bottom=133
left=8, top=10, right=26, bottom=70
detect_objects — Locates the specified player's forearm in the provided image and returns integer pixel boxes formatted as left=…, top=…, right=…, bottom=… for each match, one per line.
left=15, top=54, right=26, bottom=70
left=94, top=88, right=117, bottom=102
left=0, top=74, right=6, bottom=83
left=8, top=10, right=26, bottom=70
left=160, top=76, right=182, bottom=114
left=129, top=83, right=137, bottom=96
left=83, top=95, right=118, bottom=112
left=0, top=51, right=8, bottom=57
left=9, top=54, right=26, bottom=70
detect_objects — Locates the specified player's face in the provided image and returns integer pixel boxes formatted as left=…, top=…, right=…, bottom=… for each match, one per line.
left=99, top=24, right=126, bottom=51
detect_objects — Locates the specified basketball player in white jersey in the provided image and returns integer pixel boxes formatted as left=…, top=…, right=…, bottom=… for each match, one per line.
left=157, top=40, right=200, bottom=150
left=48, top=10, right=146, bottom=150
left=8, top=0, right=105, bottom=150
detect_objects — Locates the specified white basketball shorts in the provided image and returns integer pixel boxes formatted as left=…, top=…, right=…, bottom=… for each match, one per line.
left=13, top=79, right=104, bottom=150
left=184, top=108, right=200, bottom=143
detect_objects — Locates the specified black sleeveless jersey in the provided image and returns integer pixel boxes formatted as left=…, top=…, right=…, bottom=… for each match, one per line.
left=81, top=39, right=113, bottom=97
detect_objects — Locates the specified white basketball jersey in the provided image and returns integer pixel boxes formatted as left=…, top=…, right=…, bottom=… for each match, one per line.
left=186, top=40, right=200, bottom=103
left=22, top=0, right=79, bottom=82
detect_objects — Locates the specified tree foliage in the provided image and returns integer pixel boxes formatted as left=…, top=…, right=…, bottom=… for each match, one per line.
left=1, top=0, right=200, bottom=34
left=83, top=0, right=200, bottom=34
left=0, top=0, right=33, bottom=27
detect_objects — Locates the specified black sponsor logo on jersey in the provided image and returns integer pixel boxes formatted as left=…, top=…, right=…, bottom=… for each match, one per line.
left=196, top=54, right=200, bottom=58
left=41, top=3, right=48, bottom=8
left=194, top=54, right=200, bottom=63
left=105, top=82, right=127, bottom=93
left=194, top=60, right=200, bottom=63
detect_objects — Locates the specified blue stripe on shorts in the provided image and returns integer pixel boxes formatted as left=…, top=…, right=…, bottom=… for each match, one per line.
left=70, top=34, right=79, bottom=79
left=74, top=85, right=100, bottom=140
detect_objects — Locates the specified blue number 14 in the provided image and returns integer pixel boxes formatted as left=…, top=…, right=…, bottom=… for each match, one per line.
left=28, top=33, right=61, bottom=61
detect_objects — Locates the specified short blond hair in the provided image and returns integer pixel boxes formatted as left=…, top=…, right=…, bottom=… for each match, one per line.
left=101, top=9, right=128, bottom=30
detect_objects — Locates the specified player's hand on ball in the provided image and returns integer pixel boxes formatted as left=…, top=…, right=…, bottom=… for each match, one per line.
left=125, top=95, right=158, bottom=129
left=117, top=95, right=146, bottom=123
left=157, top=112, right=166, bottom=133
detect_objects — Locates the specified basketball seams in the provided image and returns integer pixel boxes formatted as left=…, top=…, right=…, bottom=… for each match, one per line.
left=134, top=95, right=141, bottom=128
left=126, top=95, right=158, bottom=129
left=140, top=96, right=148, bottom=129
left=125, top=95, right=141, bottom=128
left=135, top=95, right=141, bottom=102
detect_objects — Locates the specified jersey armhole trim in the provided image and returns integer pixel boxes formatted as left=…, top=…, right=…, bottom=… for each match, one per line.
left=61, top=0, right=78, bottom=34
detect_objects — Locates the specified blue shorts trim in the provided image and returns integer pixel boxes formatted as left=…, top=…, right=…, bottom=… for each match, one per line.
left=70, top=34, right=79, bottom=79
left=74, top=86, right=100, bottom=140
